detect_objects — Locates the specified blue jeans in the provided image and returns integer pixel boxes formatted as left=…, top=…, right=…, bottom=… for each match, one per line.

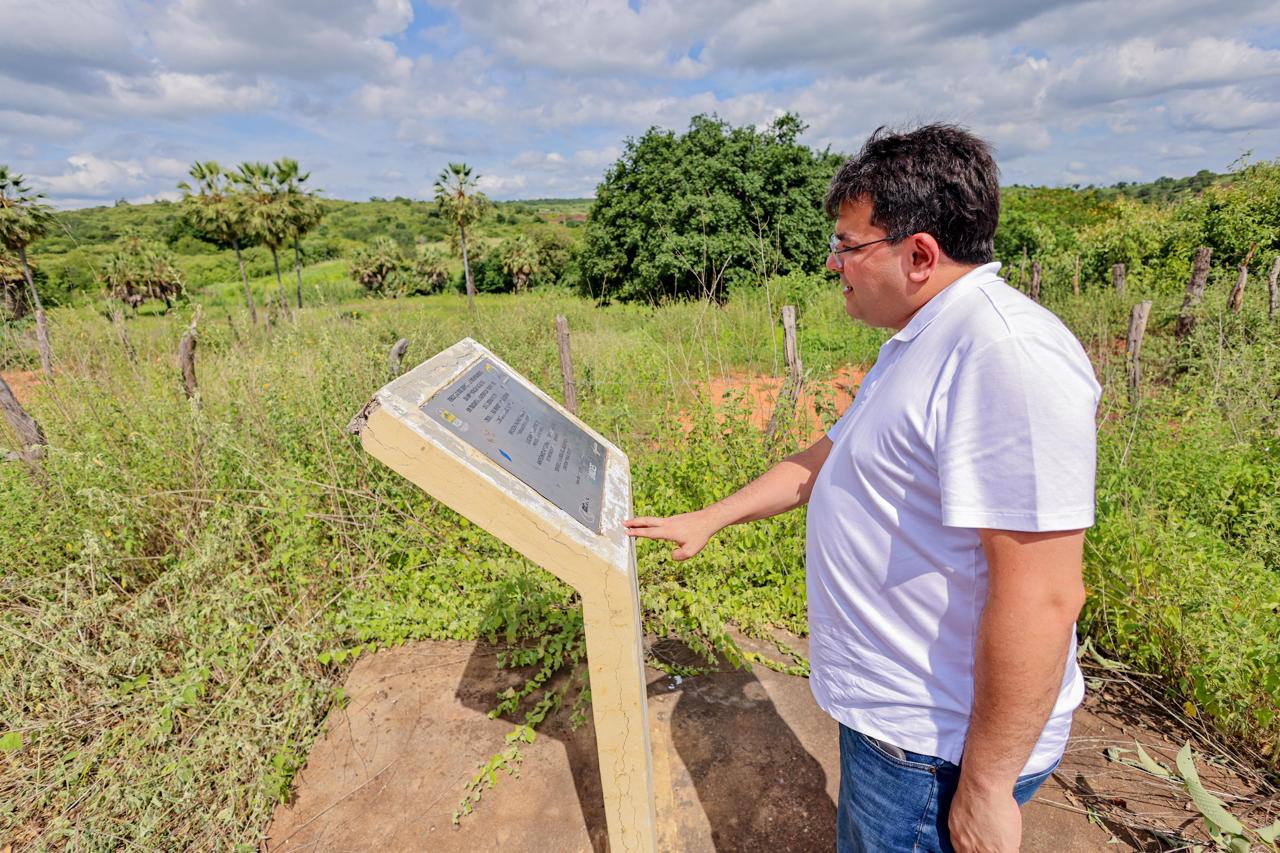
left=837, top=724, right=1057, bottom=853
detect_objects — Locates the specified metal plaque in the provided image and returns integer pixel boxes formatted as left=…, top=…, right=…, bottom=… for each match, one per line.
left=421, top=359, right=606, bottom=532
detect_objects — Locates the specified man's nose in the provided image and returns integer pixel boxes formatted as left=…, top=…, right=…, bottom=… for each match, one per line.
left=825, top=253, right=840, bottom=272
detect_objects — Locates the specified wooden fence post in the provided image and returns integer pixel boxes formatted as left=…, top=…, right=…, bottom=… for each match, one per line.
left=388, top=338, right=409, bottom=377
left=108, top=301, right=137, bottom=363
left=1072, top=255, right=1081, bottom=297
left=766, top=305, right=804, bottom=441
left=1228, top=243, right=1259, bottom=313
left=1268, top=255, right=1279, bottom=321
left=1019, top=247, right=1028, bottom=291
left=0, top=374, right=45, bottom=463
left=555, top=315, right=578, bottom=416
left=1029, top=261, right=1042, bottom=303
left=178, top=306, right=201, bottom=400
left=1127, top=301, right=1152, bottom=406
left=1175, top=246, right=1213, bottom=340
left=1112, top=263, right=1126, bottom=297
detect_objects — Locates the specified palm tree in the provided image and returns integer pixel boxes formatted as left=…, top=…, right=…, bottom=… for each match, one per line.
left=233, top=161, right=292, bottom=315
left=0, top=166, right=55, bottom=377
left=433, top=162, right=491, bottom=314
left=273, top=157, right=324, bottom=309
left=500, top=234, right=540, bottom=293
left=1, top=250, right=29, bottom=321
left=178, top=160, right=257, bottom=323
left=99, top=234, right=185, bottom=313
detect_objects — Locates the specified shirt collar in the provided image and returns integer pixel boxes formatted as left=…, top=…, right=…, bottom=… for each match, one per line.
left=889, top=261, right=1002, bottom=343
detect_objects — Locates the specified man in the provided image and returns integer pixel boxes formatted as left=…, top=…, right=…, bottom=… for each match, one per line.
left=624, top=124, right=1100, bottom=853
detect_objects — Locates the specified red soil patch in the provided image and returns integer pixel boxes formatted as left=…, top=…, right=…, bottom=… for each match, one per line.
left=1, top=370, right=41, bottom=406
left=683, top=366, right=864, bottom=443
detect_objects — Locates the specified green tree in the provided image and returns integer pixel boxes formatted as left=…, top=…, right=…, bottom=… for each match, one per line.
left=99, top=234, right=185, bottom=312
left=500, top=234, right=540, bottom=293
left=234, top=161, right=293, bottom=314
left=349, top=237, right=402, bottom=294
left=410, top=243, right=450, bottom=294
left=433, top=162, right=491, bottom=314
left=581, top=113, right=841, bottom=303
left=1, top=250, right=31, bottom=321
left=273, top=157, right=324, bottom=309
left=0, top=166, right=55, bottom=376
left=178, top=160, right=257, bottom=323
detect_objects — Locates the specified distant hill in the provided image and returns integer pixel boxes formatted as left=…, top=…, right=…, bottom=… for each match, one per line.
left=1095, top=169, right=1227, bottom=203
left=35, top=197, right=594, bottom=255
left=20, top=168, right=1233, bottom=305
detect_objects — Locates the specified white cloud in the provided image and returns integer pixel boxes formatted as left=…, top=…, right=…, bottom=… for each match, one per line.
left=437, top=0, right=727, bottom=77
left=1050, top=38, right=1280, bottom=107
left=5, top=0, right=1280, bottom=204
left=100, top=72, right=279, bottom=117
left=1170, top=85, right=1280, bottom=132
left=148, top=0, right=413, bottom=80
left=0, top=110, right=83, bottom=141
left=475, top=173, right=528, bottom=194
left=34, top=154, right=188, bottom=197
left=0, top=0, right=145, bottom=86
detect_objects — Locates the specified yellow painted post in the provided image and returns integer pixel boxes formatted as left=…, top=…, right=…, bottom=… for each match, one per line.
left=349, top=337, right=658, bottom=852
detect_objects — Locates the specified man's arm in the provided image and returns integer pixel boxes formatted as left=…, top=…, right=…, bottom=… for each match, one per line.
left=948, top=528, right=1087, bottom=853
left=623, top=435, right=832, bottom=560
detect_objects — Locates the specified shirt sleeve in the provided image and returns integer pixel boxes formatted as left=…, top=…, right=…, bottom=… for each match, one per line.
left=936, top=334, right=1100, bottom=531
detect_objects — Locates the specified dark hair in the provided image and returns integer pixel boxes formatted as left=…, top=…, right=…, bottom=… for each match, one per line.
left=824, top=123, right=1000, bottom=264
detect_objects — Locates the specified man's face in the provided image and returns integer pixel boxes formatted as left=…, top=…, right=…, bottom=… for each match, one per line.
left=827, top=199, right=915, bottom=329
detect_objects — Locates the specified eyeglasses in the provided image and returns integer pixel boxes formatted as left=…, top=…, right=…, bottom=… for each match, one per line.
left=828, top=233, right=902, bottom=268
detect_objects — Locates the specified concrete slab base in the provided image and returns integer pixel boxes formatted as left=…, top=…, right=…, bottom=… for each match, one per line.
left=266, top=638, right=1114, bottom=852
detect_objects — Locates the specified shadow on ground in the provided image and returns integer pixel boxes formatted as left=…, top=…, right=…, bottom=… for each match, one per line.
left=266, top=635, right=837, bottom=852
left=266, top=634, right=1131, bottom=852
left=451, top=636, right=837, bottom=852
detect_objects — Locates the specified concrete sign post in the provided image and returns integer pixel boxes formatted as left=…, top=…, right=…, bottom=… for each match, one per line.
left=349, top=337, right=658, bottom=853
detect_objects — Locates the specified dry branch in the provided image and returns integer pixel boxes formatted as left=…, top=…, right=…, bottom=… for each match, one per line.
left=1268, top=255, right=1279, bottom=321
left=766, top=305, right=803, bottom=441
left=0, top=373, right=45, bottom=463
left=388, top=338, right=409, bottom=377
left=1127, top=301, right=1152, bottom=406
left=1176, top=247, right=1212, bottom=340
left=1228, top=243, right=1259, bottom=313
left=555, top=315, right=577, bottom=416
left=178, top=305, right=201, bottom=399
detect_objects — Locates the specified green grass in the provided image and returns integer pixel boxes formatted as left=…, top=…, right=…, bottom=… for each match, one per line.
left=2, top=260, right=1278, bottom=849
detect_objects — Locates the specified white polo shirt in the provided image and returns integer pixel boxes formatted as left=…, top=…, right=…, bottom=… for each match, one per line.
left=806, top=262, right=1100, bottom=776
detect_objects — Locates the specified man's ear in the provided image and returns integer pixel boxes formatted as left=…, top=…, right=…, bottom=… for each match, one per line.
left=908, top=233, right=941, bottom=282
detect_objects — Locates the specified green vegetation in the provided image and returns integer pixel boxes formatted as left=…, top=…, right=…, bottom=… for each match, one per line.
left=580, top=113, right=842, bottom=302
left=0, top=167, right=56, bottom=375
left=178, top=161, right=258, bottom=321
left=2, top=141, right=1279, bottom=848
left=434, top=161, right=492, bottom=309
left=23, top=192, right=588, bottom=309
left=97, top=235, right=185, bottom=311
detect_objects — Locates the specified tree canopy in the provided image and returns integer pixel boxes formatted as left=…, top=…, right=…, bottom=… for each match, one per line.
left=579, top=113, right=842, bottom=302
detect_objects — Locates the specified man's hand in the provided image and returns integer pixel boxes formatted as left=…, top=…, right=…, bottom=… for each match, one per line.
left=623, top=511, right=718, bottom=561
left=948, top=780, right=1021, bottom=853
left=623, top=436, right=832, bottom=562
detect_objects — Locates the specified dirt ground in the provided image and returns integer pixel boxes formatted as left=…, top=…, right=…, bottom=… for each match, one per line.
left=0, top=370, right=40, bottom=406
left=681, top=367, right=864, bottom=442
left=264, top=634, right=1274, bottom=852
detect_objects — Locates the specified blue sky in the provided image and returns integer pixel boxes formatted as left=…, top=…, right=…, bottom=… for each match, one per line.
left=2, top=0, right=1279, bottom=208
